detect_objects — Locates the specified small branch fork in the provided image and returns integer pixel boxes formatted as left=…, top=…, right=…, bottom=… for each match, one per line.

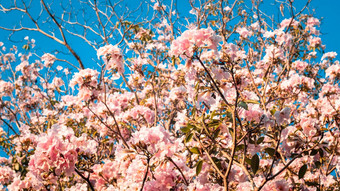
left=75, top=168, right=95, bottom=191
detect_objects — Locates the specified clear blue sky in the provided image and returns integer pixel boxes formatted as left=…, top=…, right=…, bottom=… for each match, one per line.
left=309, top=0, right=340, bottom=54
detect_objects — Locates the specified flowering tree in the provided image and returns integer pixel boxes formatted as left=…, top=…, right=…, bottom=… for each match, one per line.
left=0, top=0, right=339, bottom=190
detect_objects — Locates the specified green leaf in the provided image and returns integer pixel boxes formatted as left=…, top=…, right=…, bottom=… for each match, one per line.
left=245, top=157, right=252, bottom=165
left=298, top=164, right=307, bottom=179
left=257, top=137, right=265, bottom=144
left=251, top=154, right=260, bottom=174
left=315, top=161, right=321, bottom=168
left=235, top=144, right=245, bottom=152
left=181, top=126, right=191, bottom=133
left=190, top=147, right=200, bottom=154
left=212, top=129, right=220, bottom=139
left=245, top=100, right=260, bottom=104
left=249, top=138, right=255, bottom=144
left=270, top=108, right=276, bottom=115
left=187, top=124, right=196, bottom=129
left=310, top=149, right=318, bottom=156
left=265, top=148, right=276, bottom=157
left=196, top=160, right=203, bottom=176
left=305, top=181, right=319, bottom=187
left=323, top=147, right=331, bottom=154
left=207, top=120, right=220, bottom=127
left=212, top=157, right=222, bottom=169
left=318, top=148, right=324, bottom=158
left=185, top=133, right=193, bottom=143
left=238, top=101, right=248, bottom=110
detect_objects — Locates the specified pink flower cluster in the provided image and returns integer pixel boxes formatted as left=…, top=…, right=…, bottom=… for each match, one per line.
left=263, top=45, right=284, bottom=63
left=325, top=62, right=340, bottom=80
left=308, top=36, right=322, bottom=48
left=221, top=43, right=246, bottom=62
left=322, top=51, right=337, bottom=61
left=28, top=126, right=78, bottom=180
left=69, top=68, right=99, bottom=88
left=131, top=125, right=184, bottom=158
left=91, top=159, right=120, bottom=190
left=280, top=18, right=299, bottom=29
left=236, top=27, right=253, bottom=38
left=0, top=80, right=14, bottom=96
left=97, top=44, right=124, bottom=73
left=292, top=60, right=308, bottom=71
left=307, top=17, right=320, bottom=28
left=7, top=172, right=44, bottom=191
left=69, top=69, right=100, bottom=102
left=170, top=28, right=222, bottom=58
left=280, top=71, right=314, bottom=90
left=123, top=105, right=155, bottom=124
left=41, top=53, right=56, bottom=67
left=0, top=166, right=16, bottom=185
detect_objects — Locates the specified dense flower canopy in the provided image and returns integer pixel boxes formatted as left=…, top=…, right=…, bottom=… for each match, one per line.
left=0, top=0, right=339, bottom=190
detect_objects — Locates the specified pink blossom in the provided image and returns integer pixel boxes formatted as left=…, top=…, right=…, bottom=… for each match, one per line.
left=292, top=60, right=308, bottom=71
left=97, top=44, right=125, bottom=73
left=240, top=104, right=264, bottom=123
left=200, top=50, right=219, bottom=61
left=69, top=68, right=99, bottom=88
left=281, top=125, right=298, bottom=154
left=0, top=80, right=14, bottom=96
left=91, top=160, right=119, bottom=190
left=123, top=105, right=155, bottom=124
left=236, top=182, right=254, bottom=191
left=321, top=51, right=337, bottom=60
left=308, top=36, right=321, bottom=48
left=229, top=165, right=248, bottom=183
left=56, top=65, right=63, bottom=71
left=169, top=86, right=187, bottom=101
left=41, top=53, right=56, bottom=67
left=15, top=60, right=29, bottom=71
left=0, top=166, right=16, bottom=185
left=170, top=28, right=222, bottom=58
left=188, top=180, right=223, bottom=191
left=28, top=125, right=78, bottom=179
left=275, top=32, right=292, bottom=46
left=131, top=125, right=184, bottom=158
left=66, top=183, right=88, bottom=191
left=152, top=2, right=166, bottom=11
left=280, top=18, right=299, bottom=28
left=7, top=172, right=44, bottom=191
left=263, top=45, right=284, bottom=62
left=274, top=107, right=291, bottom=125
left=143, top=163, right=178, bottom=190
left=221, top=43, right=246, bottom=62
left=51, top=77, right=64, bottom=88
left=236, top=27, right=253, bottom=38
left=262, top=179, right=290, bottom=191
left=307, top=17, right=320, bottom=27
left=224, top=6, right=231, bottom=12
left=263, top=31, right=275, bottom=38
left=325, top=61, right=340, bottom=80
left=299, top=117, right=317, bottom=138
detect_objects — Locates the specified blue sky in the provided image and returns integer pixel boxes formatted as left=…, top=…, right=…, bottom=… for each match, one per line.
left=309, top=0, right=340, bottom=54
